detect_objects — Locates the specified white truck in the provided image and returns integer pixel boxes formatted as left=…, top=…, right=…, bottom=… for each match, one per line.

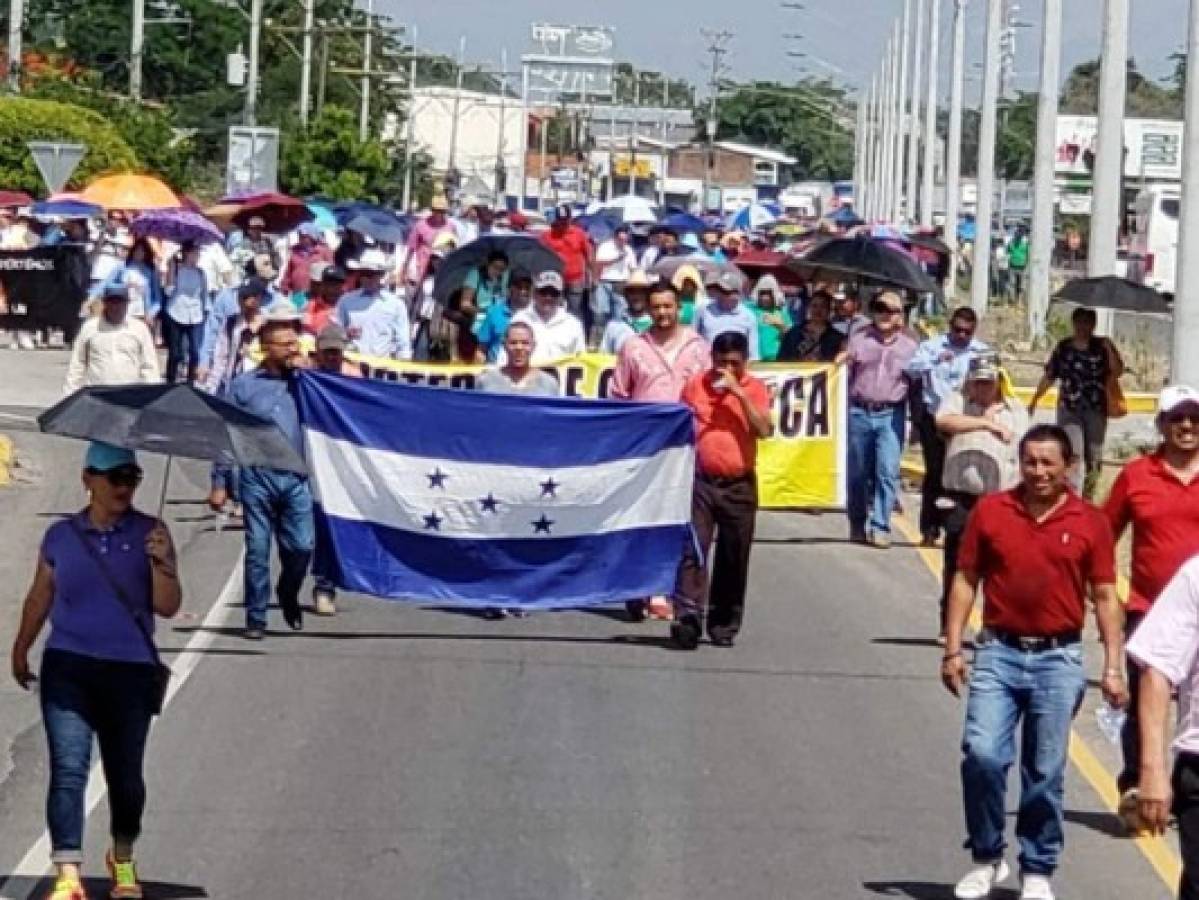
left=1129, top=184, right=1180, bottom=297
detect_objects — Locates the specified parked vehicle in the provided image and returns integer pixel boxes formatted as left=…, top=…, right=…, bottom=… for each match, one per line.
left=1128, top=184, right=1180, bottom=297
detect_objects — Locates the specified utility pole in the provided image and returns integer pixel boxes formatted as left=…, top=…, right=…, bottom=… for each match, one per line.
left=316, top=27, right=330, bottom=116
left=870, top=75, right=883, bottom=220
left=896, top=0, right=912, bottom=221
left=920, top=0, right=940, bottom=227
left=7, top=0, right=22, bottom=93
left=1088, top=0, right=1128, bottom=278
left=401, top=29, right=418, bottom=211
left=244, top=0, right=263, bottom=124
left=864, top=76, right=877, bottom=220
left=130, top=0, right=145, bottom=100
left=906, top=0, right=925, bottom=225
left=299, top=0, right=315, bottom=125
left=888, top=24, right=902, bottom=221
left=971, top=0, right=1003, bottom=316
left=879, top=35, right=894, bottom=222
left=1172, top=0, right=1199, bottom=384
left=945, top=0, right=966, bottom=299
left=358, top=0, right=374, bottom=141
left=495, top=48, right=508, bottom=206
left=854, top=92, right=866, bottom=213
left=1028, top=0, right=1062, bottom=341
left=517, top=59, right=529, bottom=211
left=446, top=35, right=467, bottom=193
left=700, top=29, right=732, bottom=214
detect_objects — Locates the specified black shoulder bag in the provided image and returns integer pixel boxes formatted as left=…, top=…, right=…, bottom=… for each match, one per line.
left=67, top=520, right=172, bottom=715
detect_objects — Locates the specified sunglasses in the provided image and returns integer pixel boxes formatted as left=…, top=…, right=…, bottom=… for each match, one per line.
left=88, top=466, right=143, bottom=488
left=872, top=305, right=902, bottom=315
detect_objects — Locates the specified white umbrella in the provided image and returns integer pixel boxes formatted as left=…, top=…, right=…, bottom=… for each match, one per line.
left=586, top=195, right=660, bottom=225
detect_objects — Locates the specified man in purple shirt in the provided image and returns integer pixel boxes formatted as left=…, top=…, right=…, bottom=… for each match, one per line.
left=845, top=290, right=918, bottom=547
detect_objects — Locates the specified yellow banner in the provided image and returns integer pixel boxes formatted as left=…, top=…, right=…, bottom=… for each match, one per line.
left=341, top=352, right=847, bottom=510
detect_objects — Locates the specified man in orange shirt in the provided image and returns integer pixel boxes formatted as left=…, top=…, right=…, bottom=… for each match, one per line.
left=671, top=330, right=774, bottom=650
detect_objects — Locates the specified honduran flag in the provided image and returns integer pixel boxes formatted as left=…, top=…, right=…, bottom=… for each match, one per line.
left=295, top=371, right=696, bottom=609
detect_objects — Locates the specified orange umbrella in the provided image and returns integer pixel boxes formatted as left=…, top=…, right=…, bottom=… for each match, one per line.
left=80, top=173, right=180, bottom=211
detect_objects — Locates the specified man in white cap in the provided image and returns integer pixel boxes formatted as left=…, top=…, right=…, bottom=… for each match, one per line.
left=1106, top=384, right=1199, bottom=828
left=695, top=270, right=759, bottom=361
left=64, top=284, right=160, bottom=394
left=335, top=248, right=412, bottom=360
left=509, top=271, right=585, bottom=365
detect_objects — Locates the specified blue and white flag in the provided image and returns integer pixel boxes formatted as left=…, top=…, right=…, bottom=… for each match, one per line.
left=295, top=371, right=696, bottom=609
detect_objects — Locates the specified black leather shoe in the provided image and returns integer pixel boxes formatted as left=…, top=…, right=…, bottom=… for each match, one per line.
left=282, top=605, right=303, bottom=632
left=671, top=615, right=701, bottom=650
left=625, top=600, right=648, bottom=622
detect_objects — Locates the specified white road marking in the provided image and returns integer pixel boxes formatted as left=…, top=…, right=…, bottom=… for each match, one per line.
left=0, top=411, right=36, bottom=424
left=0, top=553, right=243, bottom=900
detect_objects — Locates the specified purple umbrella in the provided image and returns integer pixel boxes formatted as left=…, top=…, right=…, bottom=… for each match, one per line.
left=132, top=209, right=224, bottom=245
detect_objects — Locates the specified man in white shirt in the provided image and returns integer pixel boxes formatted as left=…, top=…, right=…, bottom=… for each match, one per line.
left=596, top=225, right=637, bottom=284
left=510, top=271, right=585, bottom=364
left=335, top=248, right=412, bottom=360
left=64, top=284, right=160, bottom=394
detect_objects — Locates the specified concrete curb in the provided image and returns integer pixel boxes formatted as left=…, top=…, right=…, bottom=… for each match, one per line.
left=0, top=434, right=13, bottom=486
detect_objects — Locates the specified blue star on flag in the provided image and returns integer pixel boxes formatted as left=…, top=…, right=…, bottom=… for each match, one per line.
left=532, top=514, right=554, bottom=534
left=423, top=511, right=443, bottom=531
left=539, top=477, right=559, bottom=498
left=428, top=467, right=449, bottom=489
left=479, top=494, right=500, bottom=513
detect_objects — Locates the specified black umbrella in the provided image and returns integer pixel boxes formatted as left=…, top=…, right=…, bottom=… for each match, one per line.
left=39, top=384, right=307, bottom=513
left=433, top=235, right=563, bottom=304
left=1053, top=276, right=1172, bottom=315
left=903, top=232, right=953, bottom=257
left=789, top=236, right=938, bottom=293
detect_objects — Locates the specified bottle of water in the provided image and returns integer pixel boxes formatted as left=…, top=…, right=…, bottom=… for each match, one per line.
left=1096, top=702, right=1127, bottom=745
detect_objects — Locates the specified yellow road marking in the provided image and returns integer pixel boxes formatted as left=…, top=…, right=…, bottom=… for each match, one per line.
left=0, top=434, right=13, bottom=487
left=890, top=513, right=1181, bottom=890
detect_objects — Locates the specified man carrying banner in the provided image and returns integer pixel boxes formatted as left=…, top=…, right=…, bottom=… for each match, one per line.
left=671, top=331, right=773, bottom=650
left=226, top=306, right=314, bottom=639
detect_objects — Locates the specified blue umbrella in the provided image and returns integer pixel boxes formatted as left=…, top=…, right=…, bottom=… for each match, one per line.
left=32, top=200, right=102, bottom=220
left=662, top=212, right=707, bottom=235
left=576, top=211, right=622, bottom=243
left=344, top=209, right=410, bottom=244
left=306, top=202, right=338, bottom=230
left=725, top=202, right=780, bottom=232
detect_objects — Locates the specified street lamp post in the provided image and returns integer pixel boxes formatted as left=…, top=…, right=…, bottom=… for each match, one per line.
left=920, top=0, right=940, bottom=227
left=244, top=0, right=262, bottom=125
left=945, top=0, right=966, bottom=301
left=906, top=0, right=925, bottom=226
left=970, top=0, right=1003, bottom=317
left=1088, top=0, right=1129, bottom=279
left=895, top=1, right=912, bottom=221
left=1028, top=0, right=1062, bottom=341
left=1173, top=0, right=1199, bottom=385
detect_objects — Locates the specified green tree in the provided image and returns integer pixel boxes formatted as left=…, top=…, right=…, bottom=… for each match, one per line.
left=279, top=105, right=398, bottom=201
left=996, top=93, right=1037, bottom=180
left=700, top=79, right=854, bottom=181
left=1059, top=57, right=1181, bottom=117
left=0, top=96, right=138, bottom=194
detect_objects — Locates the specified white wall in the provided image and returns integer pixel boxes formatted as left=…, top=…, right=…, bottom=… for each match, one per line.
left=406, top=87, right=525, bottom=198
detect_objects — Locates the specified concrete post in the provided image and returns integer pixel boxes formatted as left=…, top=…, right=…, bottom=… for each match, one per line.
left=1028, top=0, right=1062, bottom=341
left=970, top=0, right=1003, bottom=317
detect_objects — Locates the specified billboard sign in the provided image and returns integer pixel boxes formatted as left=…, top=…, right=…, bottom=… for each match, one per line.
left=1055, top=115, right=1096, bottom=177
left=525, top=23, right=614, bottom=100
left=226, top=127, right=279, bottom=195
left=1056, top=115, right=1185, bottom=181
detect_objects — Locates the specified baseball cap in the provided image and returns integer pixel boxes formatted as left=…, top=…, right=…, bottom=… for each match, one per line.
left=534, top=271, right=564, bottom=293
left=321, top=264, right=347, bottom=283
left=967, top=354, right=1000, bottom=382
left=316, top=324, right=349, bottom=352
left=238, top=276, right=268, bottom=300
left=705, top=271, right=743, bottom=294
left=84, top=441, right=137, bottom=473
left=1159, top=384, right=1199, bottom=416
left=101, top=283, right=129, bottom=301
left=264, top=301, right=302, bottom=324
left=873, top=290, right=905, bottom=312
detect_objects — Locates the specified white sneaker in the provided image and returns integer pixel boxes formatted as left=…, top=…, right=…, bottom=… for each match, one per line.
left=312, top=587, right=337, bottom=616
left=1020, top=874, right=1055, bottom=900
left=955, top=860, right=1010, bottom=899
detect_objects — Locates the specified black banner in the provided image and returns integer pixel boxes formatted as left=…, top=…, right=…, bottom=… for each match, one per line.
left=0, top=246, right=89, bottom=335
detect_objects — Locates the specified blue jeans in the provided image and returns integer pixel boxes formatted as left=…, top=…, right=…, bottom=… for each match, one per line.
left=40, top=649, right=158, bottom=863
left=240, top=468, right=314, bottom=629
left=164, top=317, right=203, bottom=383
left=960, top=640, right=1086, bottom=876
left=847, top=404, right=906, bottom=535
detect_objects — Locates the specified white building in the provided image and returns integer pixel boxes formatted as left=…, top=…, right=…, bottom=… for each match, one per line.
left=393, top=86, right=526, bottom=203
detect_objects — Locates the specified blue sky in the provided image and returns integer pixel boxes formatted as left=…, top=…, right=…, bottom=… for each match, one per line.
left=380, top=0, right=1189, bottom=100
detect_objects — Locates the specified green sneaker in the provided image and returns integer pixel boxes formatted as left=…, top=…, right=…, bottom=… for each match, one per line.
left=106, top=851, right=143, bottom=899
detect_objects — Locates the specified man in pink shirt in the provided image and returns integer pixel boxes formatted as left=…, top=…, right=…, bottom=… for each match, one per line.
left=610, top=279, right=711, bottom=404
left=610, top=278, right=710, bottom=622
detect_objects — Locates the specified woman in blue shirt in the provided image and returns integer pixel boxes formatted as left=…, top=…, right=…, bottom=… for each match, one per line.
left=164, top=241, right=209, bottom=384
left=10, top=443, right=182, bottom=900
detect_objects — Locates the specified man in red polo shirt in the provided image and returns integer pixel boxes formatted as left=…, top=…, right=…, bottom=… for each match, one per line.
left=942, top=424, right=1126, bottom=900
left=1103, top=383, right=1199, bottom=823
left=671, top=330, right=773, bottom=650
left=539, top=204, right=593, bottom=333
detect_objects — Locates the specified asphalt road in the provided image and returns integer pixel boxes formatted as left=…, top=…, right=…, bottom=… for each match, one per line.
left=0, top=347, right=1175, bottom=900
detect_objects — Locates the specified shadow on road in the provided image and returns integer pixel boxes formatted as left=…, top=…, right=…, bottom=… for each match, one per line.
left=872, top=637, right=976, bottom=650
left=0, top=876, right=208, bottom=898
left=863, top=880, right=1020, bottom=899
left=1063, top=807, right=1128, bottom=838
left=172, top=624, right=675, bottom=649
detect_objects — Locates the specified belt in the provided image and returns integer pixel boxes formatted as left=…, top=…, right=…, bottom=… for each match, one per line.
left=978, top=627, right=1081, bottom=653
left=851, top=398, right=902, bottom=413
